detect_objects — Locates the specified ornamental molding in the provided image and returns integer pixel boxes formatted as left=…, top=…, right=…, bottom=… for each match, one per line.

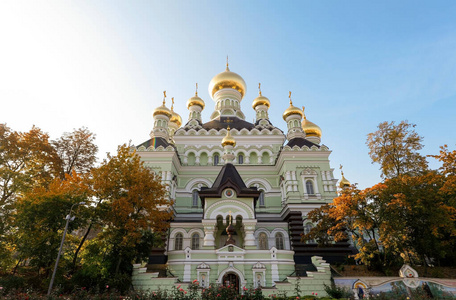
left=175, top=127, right=284, bottom=137
left=197, top=262, right=211, bottom=270
left=399, top=264, right=419, bottom=278
left=205, top=199, right=255, bottom=219
left=252, top=262, right=266, bottom=270
left=301, top=168, right=318, bottom=176
left=136, top=145, right=175, bottom=152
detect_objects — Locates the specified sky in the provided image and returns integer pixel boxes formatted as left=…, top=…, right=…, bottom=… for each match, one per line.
left=1, top=0, right=456, bottom=188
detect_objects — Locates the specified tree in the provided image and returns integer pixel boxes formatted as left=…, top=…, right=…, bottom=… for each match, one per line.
left=14, top=172, right=90, bottom=275
left=430, top=145, right=456, bottom=203
left=52, top=127, right=98, bottom=178
left=0, top=124, right=60, bottom=271
left=304, top=172, right=456, bottom=269
left=304, top=184, right=403, bottom=268
left=366, top=120, right=428, bottom=178
left=73, top=144, right=172, bottom=290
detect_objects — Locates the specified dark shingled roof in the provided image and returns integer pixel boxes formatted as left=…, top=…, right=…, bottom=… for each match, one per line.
left=199, top=163, right=260, bottom=203
left=286, top=137, right=320, bottom=148
left=202, top=117, right=254, bottom=130
left=137, top=137, right=172, bottom=149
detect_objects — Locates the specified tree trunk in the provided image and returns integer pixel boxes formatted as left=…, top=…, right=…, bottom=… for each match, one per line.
left=71, top=222, right=93, bottom=272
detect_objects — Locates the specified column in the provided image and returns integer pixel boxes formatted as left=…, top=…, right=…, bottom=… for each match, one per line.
left=243, top=220, right=257, bottom=249
left=202, top=220, right=216, bottom=248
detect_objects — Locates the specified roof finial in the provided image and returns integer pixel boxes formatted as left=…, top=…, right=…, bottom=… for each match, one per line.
left=171, top=97, right=175, bottom=110
left=163, top=91, right=167, bottom=105
left=226, top=55, right=230, bottom=71
left=340, top=164, right=344, bottom=176
left=302, top=106, right=306, bottom=119
left=195, top=83, right=198, bottom=96
left=289, top=91, right=293, bottom=106
left=227, top=125, right=230, bottom=131
left=258, top=83, right=262, bottom=96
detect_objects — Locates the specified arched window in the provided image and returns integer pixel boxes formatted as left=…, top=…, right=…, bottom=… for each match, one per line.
left=175, top=233, right=183, bottom=250
left=304, top=223, right=316, bottom=244
left=191, top=233, right=200, bottom=250
left=213, top=154, right=219, bottom=166
left=275, top=232, right=284, bottom=250
left=259, top=191, right=265, bottom=206
left=238, top=154, right=244, bottom=164
left=306, top=180, right=315, bottom=195
left=258, top=232, right=268, bottom=250
left=192, top=190, right=199, bottom=207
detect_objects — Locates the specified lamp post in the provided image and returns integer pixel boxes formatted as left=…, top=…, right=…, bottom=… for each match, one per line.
left=47, top=201, right=86, bottom=296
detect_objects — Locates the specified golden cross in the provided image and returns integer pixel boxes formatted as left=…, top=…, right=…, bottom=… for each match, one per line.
left=258, top=83, right=262, bottom=96
left=163, top=91, right=166, bottom=105
left=195, top=83, right=198, bottom=96
left=226, top=55, right=229, bottom=68
left=289, top=91, right=292, bottom=105
left=171, top=97, right=174, bottom=110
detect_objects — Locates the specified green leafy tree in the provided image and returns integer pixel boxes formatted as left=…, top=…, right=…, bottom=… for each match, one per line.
left=14, top=172, right=91, bottom=277
left=366, top=120, right=428, bottom=178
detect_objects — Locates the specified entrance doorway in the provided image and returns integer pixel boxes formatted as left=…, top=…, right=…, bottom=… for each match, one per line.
left=222, top=272, right=239, bottom=291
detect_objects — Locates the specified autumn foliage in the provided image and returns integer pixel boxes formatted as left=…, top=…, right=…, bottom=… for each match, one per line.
left=0, top=124, right=172, bottom=292
left=304, top=121, right=456, bottom=271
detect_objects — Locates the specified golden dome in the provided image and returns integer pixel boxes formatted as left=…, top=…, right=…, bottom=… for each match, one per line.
left=187, top=85, right=205, bottom=109
left=252, top=83, right=270, bottom=109
left=339, top=172, right=351, bottom=188
left=187, top=96, right=205, bottom=109
left=302, top=117, right=322, bottom=137
left=153, top=101, right=172, bottom=119
left=153, top=91, right=172, bottom=118
left=301, top=107, right=321, bottom=137
left=282, top=98, right=303, bottom=121
left=208, top=65, right=247, bottom=98
left=169, top=98, right=182, bottom=127
left=221, top=127, right=236, bottom=147
left=252, top=96, right=270, bottom=109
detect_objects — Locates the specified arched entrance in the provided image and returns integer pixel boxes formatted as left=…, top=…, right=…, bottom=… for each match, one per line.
left=222, top=272, right=239, bottom=291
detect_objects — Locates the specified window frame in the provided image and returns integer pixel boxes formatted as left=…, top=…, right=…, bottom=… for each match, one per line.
left=275, top=232, right=284, bottom=250
left=191, top=233, right=200, bottom=250
left=174, top=233, right=183, bottom=250
left=258, top=232, right=268, bottom=250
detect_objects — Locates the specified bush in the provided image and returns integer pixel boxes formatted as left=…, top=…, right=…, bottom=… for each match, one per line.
left=0, top=275, right=26, bottom=293
left=324, top=282, right=351, bottom=299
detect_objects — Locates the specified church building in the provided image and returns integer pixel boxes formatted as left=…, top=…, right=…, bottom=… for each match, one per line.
left=134, top=63, right=352, bottom=291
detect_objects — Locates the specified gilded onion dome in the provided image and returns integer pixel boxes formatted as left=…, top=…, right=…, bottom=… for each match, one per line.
left=208, top=63, right=247, bottom=99
left=302, top=107, right=322, bottom=137
left=339, top=165, right=351, bottom=188
left=339, top=172, right=351, bottom=188
left=282, top=92, right=303, bottom=120
left=187, top=84, right=205, bottom=109
left=169, top=98, right=182, bottom=127
left=153, top=92, right=172, bottom=118
left=221, top=127, right=236, bottom=147
left=252, top=83, right=270, bottom=109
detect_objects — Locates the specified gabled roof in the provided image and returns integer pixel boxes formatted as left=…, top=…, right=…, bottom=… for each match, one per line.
left=137, top=137, right=173, bottom=149
left=286, top=137, right=320, bottom=148
left=198, top=163, right=260, bottom=202
left=202, top=116, right=254, bottom=131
